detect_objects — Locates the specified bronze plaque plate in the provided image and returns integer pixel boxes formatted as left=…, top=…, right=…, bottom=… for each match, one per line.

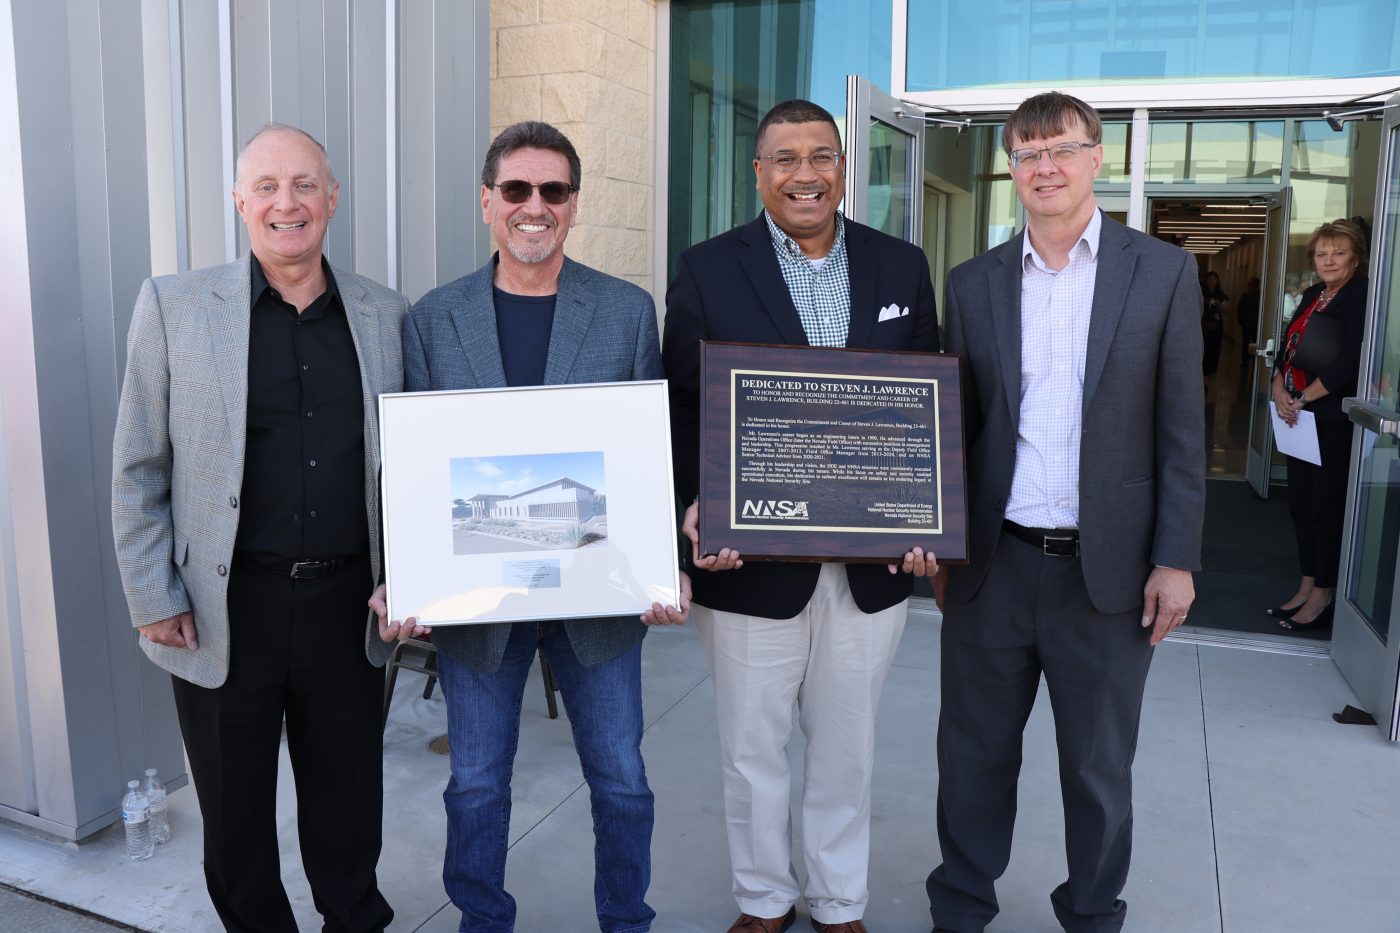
left=699, top=341, right=967, bottom=563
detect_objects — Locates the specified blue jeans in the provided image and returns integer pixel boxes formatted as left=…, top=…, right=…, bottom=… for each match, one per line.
left=437, top=622, right=655, bottom=933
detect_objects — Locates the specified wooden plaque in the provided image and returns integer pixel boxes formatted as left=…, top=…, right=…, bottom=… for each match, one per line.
left=698, top=341, right=967, bottom=563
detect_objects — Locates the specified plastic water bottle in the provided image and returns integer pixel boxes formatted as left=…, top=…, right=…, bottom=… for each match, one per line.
left=122, top=780, right=153, bottom=861
left=141, top=768, right=169, bottom=844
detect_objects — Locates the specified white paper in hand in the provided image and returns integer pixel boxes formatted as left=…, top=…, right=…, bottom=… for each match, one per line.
left=1269, top=401, right=1322, bottom=466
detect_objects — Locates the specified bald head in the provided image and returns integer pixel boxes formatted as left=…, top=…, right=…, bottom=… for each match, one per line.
left=234, top=123, right=337, bottom=193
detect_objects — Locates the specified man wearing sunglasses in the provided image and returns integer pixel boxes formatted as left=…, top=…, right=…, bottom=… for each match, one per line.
left=927, top=92, right=1203, bottom=933
left=378, top=120, right=681, bottom=933
left=663, top=99, right=939, bottom=933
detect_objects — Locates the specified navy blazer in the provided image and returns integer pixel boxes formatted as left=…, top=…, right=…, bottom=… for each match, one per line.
left=402, top=256, right=661, bottom=673
left=663, top=213, right=940, bottom=619
left=944, top=214, right=1206, bottom=615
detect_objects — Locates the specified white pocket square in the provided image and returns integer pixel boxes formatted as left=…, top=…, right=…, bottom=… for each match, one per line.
left=877, top=303, right=910, bottom=322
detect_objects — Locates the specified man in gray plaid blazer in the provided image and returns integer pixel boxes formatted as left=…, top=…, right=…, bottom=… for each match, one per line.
left=112, top=124, right=406, bottom=933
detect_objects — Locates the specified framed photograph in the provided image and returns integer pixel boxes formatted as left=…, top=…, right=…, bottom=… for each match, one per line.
left=380, top=381, right=680, bottom=626
left=699, top=341, right=967, bottom=563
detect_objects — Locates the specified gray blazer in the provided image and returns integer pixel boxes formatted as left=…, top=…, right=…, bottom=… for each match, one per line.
left=944, top=214, right=1206, bottom=614
left=402, top=256, right=661, bottom=673
left=112, top=254, right=408, bottom=689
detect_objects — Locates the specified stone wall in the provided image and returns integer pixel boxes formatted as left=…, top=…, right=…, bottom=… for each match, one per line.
left=490, top=0, right=658, bottom=293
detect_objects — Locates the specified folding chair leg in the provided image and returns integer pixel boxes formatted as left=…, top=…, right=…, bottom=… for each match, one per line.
left=422, top=644, right=439, bottom=700
left=540, top=657, right=560, bottom=720
left=382, top=643, right=403, bottom=731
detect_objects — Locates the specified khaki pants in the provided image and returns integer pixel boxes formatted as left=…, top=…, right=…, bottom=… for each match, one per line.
left=693, top=562, right=908, bottom=925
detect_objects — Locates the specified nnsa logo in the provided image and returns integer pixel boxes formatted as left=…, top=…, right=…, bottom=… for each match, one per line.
left=741, top=499, right=810, bottom=520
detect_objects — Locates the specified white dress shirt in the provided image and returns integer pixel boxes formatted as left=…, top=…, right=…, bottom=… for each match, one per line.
left=1004, top=209, right=1101, bottom=530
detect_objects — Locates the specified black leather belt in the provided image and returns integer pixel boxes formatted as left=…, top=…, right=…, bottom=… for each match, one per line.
left=1003, top=520, right=1080, bottom=558
left=234, top=553, right=345, bottom=579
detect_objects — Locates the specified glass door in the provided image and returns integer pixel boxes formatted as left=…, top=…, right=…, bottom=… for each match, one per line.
left=1244, top=189, right=1292, bottom=498
left=1332, top=95, right=1400, bottom=740
left=844, top=76, right=924, bottom=245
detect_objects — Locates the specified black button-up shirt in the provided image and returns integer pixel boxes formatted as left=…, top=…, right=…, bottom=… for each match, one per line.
left=233, top=256, right=369, bottom=561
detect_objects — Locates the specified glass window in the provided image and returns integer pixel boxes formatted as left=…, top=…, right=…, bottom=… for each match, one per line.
left=1146, top=121, right=1284, bottom=183
left=868, top=120, right=912, bottom=238
left=1099, top=122, right=1131, bottom=185
left=669, top=0, right=891, bottom=275
left=1289, top=120, right=1364, bottom=283
left=980, top=126, right=1018, bottom=249
left=906, top=0, right=1400, bottom=91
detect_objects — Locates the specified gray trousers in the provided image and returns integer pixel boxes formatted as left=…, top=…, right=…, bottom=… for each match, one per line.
left=927, top=526, right=1155, bottom=933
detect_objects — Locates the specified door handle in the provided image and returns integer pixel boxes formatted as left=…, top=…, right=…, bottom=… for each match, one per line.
left=1343, top=398, right=1400, bottom=438
left=1253, top=336, right=1275, bottom=365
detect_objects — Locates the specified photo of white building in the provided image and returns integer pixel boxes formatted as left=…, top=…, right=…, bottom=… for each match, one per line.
left=487, top=477, right=602, bottom=523
left=449, top=453, right=609, bottom=555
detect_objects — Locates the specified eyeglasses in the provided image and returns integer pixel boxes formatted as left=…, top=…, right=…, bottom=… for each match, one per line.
left=490, top=180, right=577, bottom=205
left=1008, top=141, right=1098, bottom=170
left=760, top=150, right=843, bottom=173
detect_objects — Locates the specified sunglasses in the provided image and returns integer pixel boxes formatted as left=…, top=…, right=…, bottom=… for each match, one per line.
left=490, top=180, right=577, bottom=205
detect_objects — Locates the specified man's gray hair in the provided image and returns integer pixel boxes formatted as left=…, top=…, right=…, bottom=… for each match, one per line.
left=234, top=123, right=338, bottom=189
left=481, top=121, right=582, bottom=190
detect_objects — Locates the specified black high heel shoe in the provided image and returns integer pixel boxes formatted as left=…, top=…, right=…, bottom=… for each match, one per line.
left=1278, top=602, right=1334, bottom=632
left=1265, top=604, right=1301, bottom=619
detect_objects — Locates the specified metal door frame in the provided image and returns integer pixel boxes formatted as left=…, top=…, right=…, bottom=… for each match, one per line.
left=1248, top=187, right=1293, bottom=497
left=844, top=75, right=925, bottom=245
left=1331, top=95, right=1400, bottom=741
left=1140, top=185, right=1290, bottom=494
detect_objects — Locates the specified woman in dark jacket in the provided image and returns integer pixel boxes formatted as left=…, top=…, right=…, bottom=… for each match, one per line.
left=1269, top=218, right=1370, bottom=631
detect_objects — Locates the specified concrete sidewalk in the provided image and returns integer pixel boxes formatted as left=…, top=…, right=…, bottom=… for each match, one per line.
left=0, top=608, right=1396, bottom=931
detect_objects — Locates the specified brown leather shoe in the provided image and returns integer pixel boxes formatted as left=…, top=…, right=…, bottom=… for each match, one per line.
left=727, top=906, right=797, bottom=932
left=810, top=920, right=868, bottom=933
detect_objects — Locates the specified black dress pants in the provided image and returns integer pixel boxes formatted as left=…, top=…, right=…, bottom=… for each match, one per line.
left=1285, top=418, right=1355, bottom=588
left=928, top=529, right=1155, bottom=933
left=171, top=554, right=392, bottom=933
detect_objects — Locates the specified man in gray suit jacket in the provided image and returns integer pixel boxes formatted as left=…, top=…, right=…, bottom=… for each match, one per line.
left=925, top=93, right=1205, bottom=933
left=374, top=121, right=682, bottom=933
left=112, top=125, right=406, bottom=932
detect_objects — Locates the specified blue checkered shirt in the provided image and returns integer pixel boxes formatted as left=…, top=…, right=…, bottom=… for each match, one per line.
left=765, top=210, right=850, bottom=347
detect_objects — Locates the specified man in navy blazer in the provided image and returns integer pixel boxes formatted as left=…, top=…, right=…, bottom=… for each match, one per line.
left=374, top=121, right=682, bottom=933
left=927, top=93, right=1204, bottom=933
left=664, top=99, right=939, bottom=933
